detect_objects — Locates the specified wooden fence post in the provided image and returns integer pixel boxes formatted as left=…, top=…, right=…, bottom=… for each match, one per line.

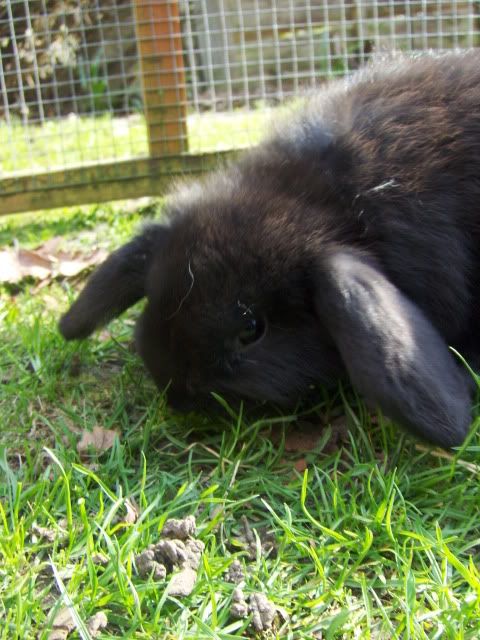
left=133, top=0, right=188, bottom=157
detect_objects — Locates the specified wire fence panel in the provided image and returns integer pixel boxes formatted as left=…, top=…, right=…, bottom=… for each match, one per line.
left=1, top=1, right=144, bottom=167
left=1, top=0, right=479, bottom=214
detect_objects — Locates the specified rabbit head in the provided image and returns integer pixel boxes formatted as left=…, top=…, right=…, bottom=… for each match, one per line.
left=61, top=184, right=344, bottom=411
left=60, top=173, right=472, bottom=448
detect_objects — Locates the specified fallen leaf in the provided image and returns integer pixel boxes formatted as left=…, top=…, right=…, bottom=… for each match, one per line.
left=284, top=420, right=323, bottom=452
left=77, top=425, right=119, bottom=457
left=0, top=250, right=22, bottom=282
left=294, top=458, right=308, bottom=472
left=56, top=248, right=108, bottom=277
left=0, top=242, right=108, bottom=285
left=123, top=497, right=140, bottom=524
left=0, top=248, right=51, bottom=282
left=36, top=236, right=64, bottom=257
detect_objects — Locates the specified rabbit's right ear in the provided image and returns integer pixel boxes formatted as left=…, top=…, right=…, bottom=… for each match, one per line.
left=59, top=225, right=169, bottom=340
left=314, top=249, right=472, bottom=448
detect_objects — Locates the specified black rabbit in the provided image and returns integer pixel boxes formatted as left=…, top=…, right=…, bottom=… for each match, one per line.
left=60, top=51, right=480, bottom=448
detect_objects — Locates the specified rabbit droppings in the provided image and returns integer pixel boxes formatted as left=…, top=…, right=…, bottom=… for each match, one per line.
left=60, top=51, right=480, bottom=449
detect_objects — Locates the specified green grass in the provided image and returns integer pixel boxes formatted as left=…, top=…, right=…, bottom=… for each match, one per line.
left=1, top=202, right=480, bottom=639
left=0, top=110, right=269, bottom=176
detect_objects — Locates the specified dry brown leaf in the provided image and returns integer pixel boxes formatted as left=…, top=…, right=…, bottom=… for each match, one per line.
left=284, top=421, right=323, bottom=453
left=0, top=250, right=24, bottom=282
left=36, top=236, right=64, bottom=257
left=294, top=458, right=308, bottom=472
left=0, top=248, right=51, bottom=282
left=123, top=497, right=140, bottom=524
left=77, top=425, right=119, bottom=457
left=0, top=242, right=107, bottom=284
left=56, top=248, right=108, bottom=277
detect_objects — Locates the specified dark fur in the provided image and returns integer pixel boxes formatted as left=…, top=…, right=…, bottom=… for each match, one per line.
left=60, top=51, right=480, bottom=448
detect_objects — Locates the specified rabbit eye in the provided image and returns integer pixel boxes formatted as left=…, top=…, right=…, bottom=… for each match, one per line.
left=237, top=316, right=266, bottom=347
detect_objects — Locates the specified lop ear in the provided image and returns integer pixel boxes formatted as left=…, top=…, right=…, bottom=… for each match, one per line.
left=315, top=250, right=472, bottom=448
left=59, top=224, right=169, bottom=340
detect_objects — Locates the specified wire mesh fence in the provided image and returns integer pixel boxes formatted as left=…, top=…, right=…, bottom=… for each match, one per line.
left=1, top=0, right=479, bottom=214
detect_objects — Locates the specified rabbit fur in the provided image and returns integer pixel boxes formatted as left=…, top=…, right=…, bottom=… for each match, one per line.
left=60, top=51, right=480, bottom=448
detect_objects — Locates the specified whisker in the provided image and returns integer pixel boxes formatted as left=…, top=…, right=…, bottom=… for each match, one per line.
left=166, top=260, right=195, bottom=320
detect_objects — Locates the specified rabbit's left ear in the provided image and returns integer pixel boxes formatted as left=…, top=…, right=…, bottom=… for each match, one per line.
left=59, top=224, right=169, bottom=340
left=314, top=250, right=472, bottom=448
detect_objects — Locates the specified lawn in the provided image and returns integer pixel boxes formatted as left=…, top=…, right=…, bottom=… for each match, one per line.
left=0, top=113, right=480, bottom=638
left=1, top=110, right=270, bottom=176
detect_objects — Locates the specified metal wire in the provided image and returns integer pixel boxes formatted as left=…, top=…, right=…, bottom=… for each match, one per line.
left=0, top=0, right=479, bottom=209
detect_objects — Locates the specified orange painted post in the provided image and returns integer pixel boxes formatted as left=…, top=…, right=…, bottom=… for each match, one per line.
left=133, top=0, right=188, bottom=157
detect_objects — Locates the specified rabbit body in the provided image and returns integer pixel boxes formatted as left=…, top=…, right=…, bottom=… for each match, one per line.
left=60, top=51, right=480, bottom=447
